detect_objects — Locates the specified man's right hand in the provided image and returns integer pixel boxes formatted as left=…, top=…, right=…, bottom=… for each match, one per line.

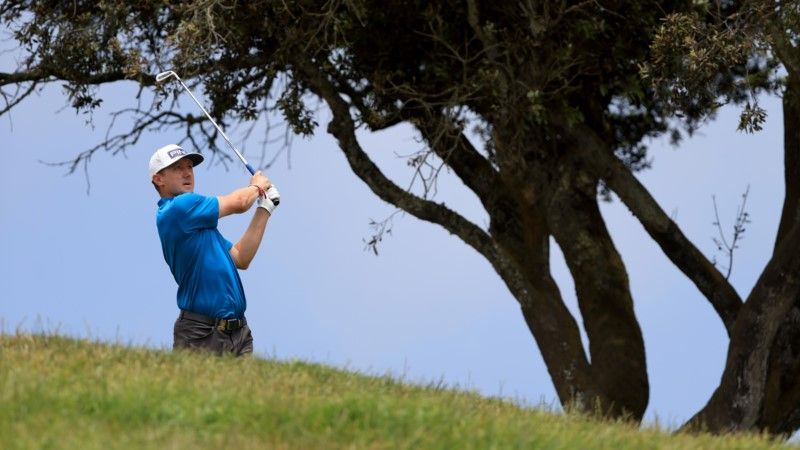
left=250, top=171, right=271, bottom=195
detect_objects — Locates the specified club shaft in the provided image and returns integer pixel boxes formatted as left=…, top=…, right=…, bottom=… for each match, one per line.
left=174, top=76, right=255, bottom=175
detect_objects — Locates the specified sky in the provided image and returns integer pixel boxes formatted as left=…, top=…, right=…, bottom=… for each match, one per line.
left=0, top=61, right=784, bottom=427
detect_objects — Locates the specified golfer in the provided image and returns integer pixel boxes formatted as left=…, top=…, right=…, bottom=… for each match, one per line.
left=149, top=143, right=279, bottom=356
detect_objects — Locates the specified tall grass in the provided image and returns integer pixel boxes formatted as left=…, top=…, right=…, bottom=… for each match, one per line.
left=0, top=333, right=789, bottom=449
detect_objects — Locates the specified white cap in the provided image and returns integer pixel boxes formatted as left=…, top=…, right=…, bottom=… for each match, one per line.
left=149, top=144, right=204, bottom=179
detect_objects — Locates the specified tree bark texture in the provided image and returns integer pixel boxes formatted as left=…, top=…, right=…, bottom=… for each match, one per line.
left=569, top=124, right=743, bottom=334
left=545, top=157, right=648, bottom=419
left=685, top=222, right=800, bottom=432
left=753, top=73, right=800, bottom=436
left=775, top=73, right=800, bottom=250
left=488, top=166, right=648, bottom=419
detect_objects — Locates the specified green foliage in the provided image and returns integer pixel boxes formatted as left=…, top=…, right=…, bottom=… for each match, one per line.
left=640, top=3, right=782, bottom=135
left=738, top=102, right=767, bottom=133
left=0, top=334, right=789, bottom=450
left=0, top=0, right=714, bottom=170
left=62, top=83, right=102, bottom=112
left=276, top=82, right=318, bottom=136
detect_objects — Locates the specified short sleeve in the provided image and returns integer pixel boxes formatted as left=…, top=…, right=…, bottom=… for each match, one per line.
left=221, top=236, right=233, bottom=251
left=172, top=193, right=219, bottom=231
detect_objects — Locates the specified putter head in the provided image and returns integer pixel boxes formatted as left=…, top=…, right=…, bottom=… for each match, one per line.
left=155, top=71, right=178, bottom=83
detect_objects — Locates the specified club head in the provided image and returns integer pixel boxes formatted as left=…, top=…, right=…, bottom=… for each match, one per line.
left=155, top=71, right=178, bottom=83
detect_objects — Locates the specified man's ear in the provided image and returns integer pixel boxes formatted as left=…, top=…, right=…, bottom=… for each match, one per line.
left=152, top=173, right=165, bottom=195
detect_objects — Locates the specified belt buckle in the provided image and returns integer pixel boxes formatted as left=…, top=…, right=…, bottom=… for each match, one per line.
left=217, top=318, right=242, bottom=331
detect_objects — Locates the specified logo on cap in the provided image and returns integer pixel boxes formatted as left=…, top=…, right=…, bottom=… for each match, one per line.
left=168, top=149, right=187, bottom=158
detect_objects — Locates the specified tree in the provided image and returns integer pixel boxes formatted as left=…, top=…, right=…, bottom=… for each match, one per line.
left=0, top=0, right=794, bottom=433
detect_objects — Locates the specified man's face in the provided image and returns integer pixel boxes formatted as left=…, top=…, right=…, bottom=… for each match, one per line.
left=154, top=158, right=195, bottom=196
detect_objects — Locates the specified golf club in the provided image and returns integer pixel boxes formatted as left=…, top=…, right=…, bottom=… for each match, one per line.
left=155, top=70, right=258, bottom=176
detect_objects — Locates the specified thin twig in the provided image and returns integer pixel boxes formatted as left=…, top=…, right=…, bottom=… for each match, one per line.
left=711, top=185, right=751, bottom=279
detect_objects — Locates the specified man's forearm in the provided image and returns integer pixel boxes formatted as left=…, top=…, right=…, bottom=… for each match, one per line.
left=218, top=185, right=264, bottom=217
left=233, top=208, right=269, bottom=269
left=234, top=185, right=261, bottom=211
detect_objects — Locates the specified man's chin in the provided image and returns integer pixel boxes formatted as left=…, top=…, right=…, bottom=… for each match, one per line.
left=169, top=187, right=193, bottom=196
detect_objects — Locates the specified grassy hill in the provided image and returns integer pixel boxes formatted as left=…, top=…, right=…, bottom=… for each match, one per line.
left=0, top=333, right=790, bottom=449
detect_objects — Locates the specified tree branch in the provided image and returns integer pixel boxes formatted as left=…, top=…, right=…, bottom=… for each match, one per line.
left=406, top=109, right=503, bottom=207
left=293, top=55, right=499, bottom=263
left=0, top=68, right=128, bottom=87
left=768, top=23, right=800, bottom=77
left=0, top=80, right=36, bottom=116
left=574, top=124, right=743, bottom=334
left=326, top=71, right=405, bottom=131
left=328, top=69, right=505, bottom=212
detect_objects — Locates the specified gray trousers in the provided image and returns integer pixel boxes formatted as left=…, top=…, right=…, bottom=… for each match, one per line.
left=173, top=314, right=254, bottom=356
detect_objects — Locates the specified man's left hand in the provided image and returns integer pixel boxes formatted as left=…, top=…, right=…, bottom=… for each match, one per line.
left=256, top=185, right=280, bottom=215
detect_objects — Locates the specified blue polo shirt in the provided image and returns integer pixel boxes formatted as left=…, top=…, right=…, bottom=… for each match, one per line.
left=156, top=193, right=246, bottom=319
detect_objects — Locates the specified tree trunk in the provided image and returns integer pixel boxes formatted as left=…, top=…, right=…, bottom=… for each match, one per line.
left=487, top=186, right=605, bottom=413
left=484, top=143, right=647, bottom=420
left=546, top=159, right=648, bottom=420
left=774, top=73, right=800, bottom=248
left=685, top=222, right=800, bottom=432
left=757, top=301, right=800, bottom=435
left=686, top=71, right=800, bottom=437
left=752, top=73, right=800, bottom=436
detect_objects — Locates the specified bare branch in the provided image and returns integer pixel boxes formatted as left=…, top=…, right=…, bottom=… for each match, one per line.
left=0, top=81, right=36, bottom=117
left=363, top=209, right=401, bottom=255
left=711, top=186, right=752, bottom=280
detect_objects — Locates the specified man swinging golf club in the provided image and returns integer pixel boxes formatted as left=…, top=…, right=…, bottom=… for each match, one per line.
left=150, top=143, right=280, bottom=356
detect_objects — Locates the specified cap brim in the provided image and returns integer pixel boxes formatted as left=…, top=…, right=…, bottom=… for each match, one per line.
left=185, top=153, right=204, bottom=166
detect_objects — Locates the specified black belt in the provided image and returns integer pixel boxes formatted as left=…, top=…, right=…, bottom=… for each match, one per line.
left=180, top=310, right=246, bottom=332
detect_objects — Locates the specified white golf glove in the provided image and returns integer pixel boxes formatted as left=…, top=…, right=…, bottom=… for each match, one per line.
left=256, top=185, right=280, bottom=215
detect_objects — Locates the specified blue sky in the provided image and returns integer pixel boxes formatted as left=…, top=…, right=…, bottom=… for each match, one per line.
left=0, top=66, right=783, bottom=427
